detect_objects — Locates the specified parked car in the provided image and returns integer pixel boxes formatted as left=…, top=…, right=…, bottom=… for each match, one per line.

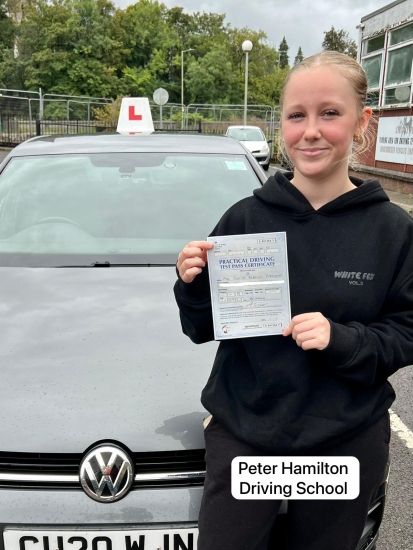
left=0, top=131, right=386, bottom=550
left=225, top=125, right=272, bottom=171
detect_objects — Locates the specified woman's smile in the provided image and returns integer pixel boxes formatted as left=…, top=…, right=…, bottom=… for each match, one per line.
left=297, top=147, right=328, bottom=157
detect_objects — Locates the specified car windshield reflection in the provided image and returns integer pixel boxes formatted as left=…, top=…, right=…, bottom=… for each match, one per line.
left=0, top=153, right=260, bottom=266
left=227, top=129, right=265, bottom=141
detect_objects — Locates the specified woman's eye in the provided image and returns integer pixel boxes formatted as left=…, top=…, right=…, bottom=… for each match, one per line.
left=287, top=113, right=303, bottom=120
left=324, top=110, right=339, bottom=117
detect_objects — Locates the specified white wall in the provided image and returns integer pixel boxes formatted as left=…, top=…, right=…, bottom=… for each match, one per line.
left=362, top=0, right=413, bottom=38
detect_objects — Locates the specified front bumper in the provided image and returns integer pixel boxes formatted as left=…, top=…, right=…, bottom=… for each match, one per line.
left=0, top=486, right=203, bottom=524
left=0, top=462, right=387, bottom=549
left=252, top=151, right=271, bottom=165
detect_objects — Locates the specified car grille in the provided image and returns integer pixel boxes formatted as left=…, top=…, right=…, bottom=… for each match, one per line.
left=0, top=450, right=206, bottom=490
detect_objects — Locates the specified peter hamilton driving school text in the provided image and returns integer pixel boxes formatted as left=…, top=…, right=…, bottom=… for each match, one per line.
left=231, top=457, right=360, bottom=500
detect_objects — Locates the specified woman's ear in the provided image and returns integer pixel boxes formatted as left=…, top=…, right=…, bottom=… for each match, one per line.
left=358, top=107, right=373, bottom=135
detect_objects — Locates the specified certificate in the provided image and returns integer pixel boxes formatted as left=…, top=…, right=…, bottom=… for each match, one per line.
left=207, top=232, right=291, bottom=340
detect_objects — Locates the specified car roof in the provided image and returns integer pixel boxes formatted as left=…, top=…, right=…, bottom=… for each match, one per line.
left=9, top=133, right=247, bottom=157
left=226, top=126, right=263, bottom=130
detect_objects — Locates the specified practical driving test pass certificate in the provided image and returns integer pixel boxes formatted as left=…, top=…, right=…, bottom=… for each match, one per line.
left=207, top=232, right=291, bottom=340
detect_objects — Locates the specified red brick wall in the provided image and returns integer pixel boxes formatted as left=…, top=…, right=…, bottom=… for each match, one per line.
left=349, top=169, right=413, bottom=194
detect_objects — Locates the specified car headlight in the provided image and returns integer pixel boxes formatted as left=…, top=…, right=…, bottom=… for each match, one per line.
left=261, top=144, right=270, bottom=153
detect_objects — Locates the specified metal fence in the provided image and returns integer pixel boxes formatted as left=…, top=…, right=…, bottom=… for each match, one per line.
left=0, top=89, right=112, bottom=122
left=0, top=102, right=281, bottom=147
left=0, top=117, right=119, bottom=147
left=0, top=117, right=281, bottom=148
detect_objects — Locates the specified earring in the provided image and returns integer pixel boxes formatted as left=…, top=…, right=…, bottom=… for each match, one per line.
left=353, top=134, right=362, bottom=143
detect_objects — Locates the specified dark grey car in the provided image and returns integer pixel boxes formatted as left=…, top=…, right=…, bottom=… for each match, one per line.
left=0, top=133, right=385, bottom=550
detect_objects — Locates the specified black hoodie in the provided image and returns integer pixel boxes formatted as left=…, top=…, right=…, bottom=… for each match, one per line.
left=174, top=171, right=413, bottom=453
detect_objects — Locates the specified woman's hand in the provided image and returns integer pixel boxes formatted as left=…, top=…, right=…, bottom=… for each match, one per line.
left=177, top=241, right=214, bottom=283
left=282, top=312, right=331, bottom=350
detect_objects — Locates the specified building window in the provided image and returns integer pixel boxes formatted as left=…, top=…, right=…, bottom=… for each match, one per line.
left=390, top=22, right=413, bottom=46
left=361, top=22, right=413, bottom=107
left=363, top=34, right=385, bottom=54
left=361, top=34, right=385, bottom=107
left=366, top=91, right=380, bottom=107
left=386, top=44, right=413, bottom=86
left=362, top=54, right=382, bottom=88
left=383, top=43, right=413, bottom=105
left=384, top=86, right=411, bottom=105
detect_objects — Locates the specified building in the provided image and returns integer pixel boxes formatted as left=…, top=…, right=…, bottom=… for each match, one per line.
left=357, top=0, right=413, bottom=195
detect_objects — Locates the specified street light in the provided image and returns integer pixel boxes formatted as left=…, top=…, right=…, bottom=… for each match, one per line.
left=181, top=48, right=195, bottom=129
left=242, top=40, right=253, bottom=126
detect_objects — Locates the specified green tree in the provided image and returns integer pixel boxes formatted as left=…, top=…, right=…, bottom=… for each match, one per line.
left=294, top=46, right=304, bottom=66
left=121, top=66, right=155, bottom=96
left=114, top=1, right=184, bottom=101
left=278, top=36, right=289, bottom=69
left=322, top=26, right=357, bottom=59
left=1, top=0, right=124, bottom=97
left=186, top=47, right=234, bottom=104
left=163, top=9, right=229, bottom=101
left=0, top=0, right=14, bottom=56
left=0, top=0, right=290, bottom=110
left=0, top=1, right=16, bottom=86
left=114, top=0, right=170, bottom=70
left=221, top=27, right=275, bottom=104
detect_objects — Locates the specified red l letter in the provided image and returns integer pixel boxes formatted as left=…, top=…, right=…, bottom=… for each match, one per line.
left=129, top=106, right=143, bottom=121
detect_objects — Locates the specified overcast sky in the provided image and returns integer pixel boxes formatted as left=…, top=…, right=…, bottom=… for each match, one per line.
left=113, top=0, right=390, bottom=60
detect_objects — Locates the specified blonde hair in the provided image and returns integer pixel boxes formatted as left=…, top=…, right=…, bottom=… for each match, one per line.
left=277, top=50, right=375, bottom=168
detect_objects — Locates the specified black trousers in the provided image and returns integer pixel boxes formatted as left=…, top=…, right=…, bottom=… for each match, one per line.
left=198, top=414, right=390, bottom=550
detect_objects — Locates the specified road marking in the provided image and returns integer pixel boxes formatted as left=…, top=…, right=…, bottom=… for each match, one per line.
left=389, top=408, right=413, bottom=450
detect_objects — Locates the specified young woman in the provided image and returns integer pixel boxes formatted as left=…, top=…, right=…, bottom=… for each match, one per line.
left=174, top=51, right=413, bottom=550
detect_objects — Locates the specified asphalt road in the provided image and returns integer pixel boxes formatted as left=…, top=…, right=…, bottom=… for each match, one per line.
left=380, top=370, right=413, bottom=550
left=0, top=151, right=411, bottom=548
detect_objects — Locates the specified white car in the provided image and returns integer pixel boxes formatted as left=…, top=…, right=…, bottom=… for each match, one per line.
left=226, top=125, right=272, bottom=171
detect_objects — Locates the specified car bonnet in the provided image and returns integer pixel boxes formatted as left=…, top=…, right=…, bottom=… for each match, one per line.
left=0, top=266, right=217, bottom=453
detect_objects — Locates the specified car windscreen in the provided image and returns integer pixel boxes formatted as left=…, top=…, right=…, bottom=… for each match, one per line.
left=227, top=129, right=265, bottom=142
left=0, top=152, right=261, bottom=266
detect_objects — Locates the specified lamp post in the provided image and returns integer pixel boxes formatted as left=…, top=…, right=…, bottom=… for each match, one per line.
left=242, top=40, right=253, bottom=126
left=181, top=48, right=194, bottom=129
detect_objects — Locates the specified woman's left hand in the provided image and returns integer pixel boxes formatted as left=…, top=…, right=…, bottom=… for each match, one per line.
left=282, top=312, right=331, bottom=350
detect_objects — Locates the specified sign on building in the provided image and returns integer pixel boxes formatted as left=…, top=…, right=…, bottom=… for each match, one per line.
left=375, top=116, right=413, bottom=164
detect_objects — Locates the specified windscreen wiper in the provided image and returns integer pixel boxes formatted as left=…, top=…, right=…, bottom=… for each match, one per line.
left=54, top=261, right=111, bottom=268
left=55, top=262, right=175, bottom=268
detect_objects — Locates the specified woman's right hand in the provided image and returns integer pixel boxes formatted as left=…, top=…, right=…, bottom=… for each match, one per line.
left=177, top=241, right=214, bottom=283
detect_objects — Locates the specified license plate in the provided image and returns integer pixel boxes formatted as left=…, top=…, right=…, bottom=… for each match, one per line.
left=3, top=529, right=198, bottom=550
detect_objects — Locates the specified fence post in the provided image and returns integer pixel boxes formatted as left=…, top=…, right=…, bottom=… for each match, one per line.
left=198, top=120, right=202, bottom=133
left=36, top=120, right=41, bottom=136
